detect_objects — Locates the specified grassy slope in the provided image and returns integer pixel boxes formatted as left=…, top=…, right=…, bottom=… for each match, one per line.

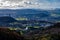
left=0, top=23, right=60, bottom=40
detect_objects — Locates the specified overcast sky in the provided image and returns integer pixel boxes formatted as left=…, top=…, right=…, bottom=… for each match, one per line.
left=0, top=0, right=60, bottom=9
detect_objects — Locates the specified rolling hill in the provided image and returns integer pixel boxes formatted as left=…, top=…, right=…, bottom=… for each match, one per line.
left=0, top=9, right=60, bottom=22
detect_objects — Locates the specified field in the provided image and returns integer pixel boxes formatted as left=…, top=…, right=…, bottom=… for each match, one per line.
left=0, top=9, right=60, bottom=40
left=0, top=19, right=60, bottom=40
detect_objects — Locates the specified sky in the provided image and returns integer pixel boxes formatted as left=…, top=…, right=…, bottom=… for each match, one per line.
left=0, top=0, right=60, bottom=9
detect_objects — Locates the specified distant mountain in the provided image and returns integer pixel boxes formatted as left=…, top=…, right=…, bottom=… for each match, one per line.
left=0, top=9, right=60, bottom=22
left=0, top=9, right=50, bottom=16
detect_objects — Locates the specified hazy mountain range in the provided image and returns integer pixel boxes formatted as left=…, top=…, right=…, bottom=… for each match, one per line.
left=0, top=9, right=60, bottom=22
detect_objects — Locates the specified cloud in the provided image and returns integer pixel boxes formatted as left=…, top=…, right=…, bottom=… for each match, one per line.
left=1, top=0, right=23, bottom=2
left=0, top=0, right=60, bottom=9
